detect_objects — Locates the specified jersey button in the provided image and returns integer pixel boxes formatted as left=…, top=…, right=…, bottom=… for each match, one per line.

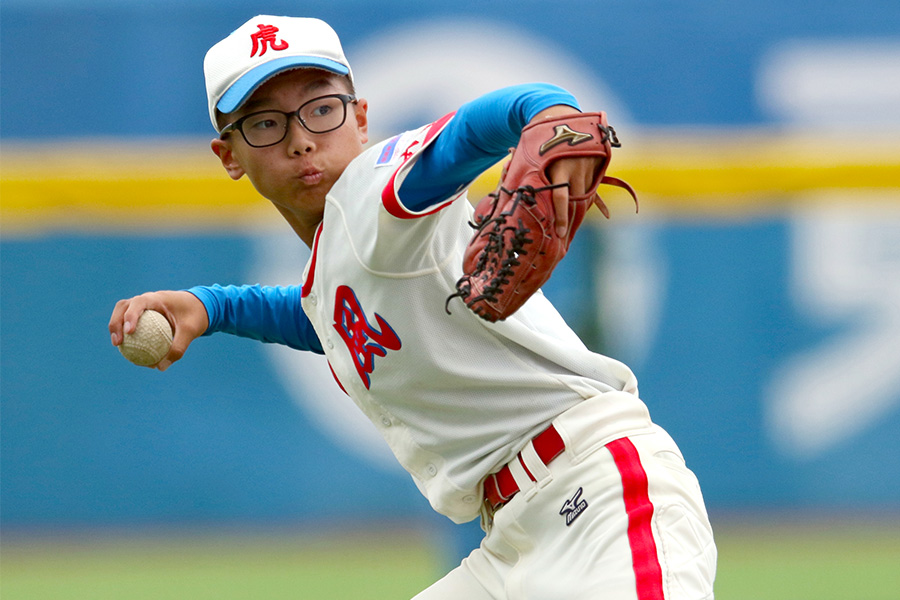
left=326, top=339, right=334, bottom=349
left=309, top=293, right=317, bottom=305
left=462, top=495, right=477, bottom=504
left=381, top=416, right=392, bottom=427
left=426, top=463, right=437, bottom=477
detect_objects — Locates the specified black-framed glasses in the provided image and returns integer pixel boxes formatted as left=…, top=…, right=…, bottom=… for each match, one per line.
left=220, top=94, right=358, bottom=148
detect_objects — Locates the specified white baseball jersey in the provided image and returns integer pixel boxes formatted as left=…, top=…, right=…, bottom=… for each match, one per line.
left=299, top=115, right=640, bottom=523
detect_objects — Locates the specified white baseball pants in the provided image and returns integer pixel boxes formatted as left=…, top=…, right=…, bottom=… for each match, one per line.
left=414, top=393, right=717, bottom=600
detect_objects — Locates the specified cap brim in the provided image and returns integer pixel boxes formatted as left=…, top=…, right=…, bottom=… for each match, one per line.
left=217, top=56, right=350, bottom=115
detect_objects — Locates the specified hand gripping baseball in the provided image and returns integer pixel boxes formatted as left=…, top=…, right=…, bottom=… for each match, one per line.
left=109, top=290, right=209, bottom=371
left=446, top=111, right=638, bottom=322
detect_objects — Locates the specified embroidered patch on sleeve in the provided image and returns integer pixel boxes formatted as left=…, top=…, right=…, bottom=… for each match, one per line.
left=375, top=135, right=402, bottom=167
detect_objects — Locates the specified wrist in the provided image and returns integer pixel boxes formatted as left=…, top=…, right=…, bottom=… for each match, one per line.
left=529, top=104, right=582, bottom=125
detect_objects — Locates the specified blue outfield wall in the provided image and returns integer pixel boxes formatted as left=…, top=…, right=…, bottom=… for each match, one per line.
left=3, top=0, right=900, bottom=138
left=2, top=0, right=899, bottom=529
left=2, top=211, right=899, bottom=529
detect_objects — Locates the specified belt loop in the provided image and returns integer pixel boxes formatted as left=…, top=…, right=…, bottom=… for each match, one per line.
left=481, top=424, right=567, bottom=512
left=506, top=451, right=537, bottom=501
left=520, top=440, right=552, bottom=488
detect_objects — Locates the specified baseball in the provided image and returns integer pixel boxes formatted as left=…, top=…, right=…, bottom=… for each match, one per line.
left=118, top=310, right=173, bottom=367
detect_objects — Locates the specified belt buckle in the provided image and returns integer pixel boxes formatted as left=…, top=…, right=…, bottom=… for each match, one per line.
left=480, top=497, right=495, bottom=530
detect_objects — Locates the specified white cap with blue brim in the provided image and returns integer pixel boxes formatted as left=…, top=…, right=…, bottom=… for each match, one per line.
left=204, top=16, right=353, bottom=132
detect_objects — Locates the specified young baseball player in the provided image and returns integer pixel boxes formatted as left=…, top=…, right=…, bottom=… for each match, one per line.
left=109, top=15, right=717, bottom=599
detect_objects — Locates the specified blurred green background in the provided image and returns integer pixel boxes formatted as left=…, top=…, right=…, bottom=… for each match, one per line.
left=4, top=522, right=900, bottom=599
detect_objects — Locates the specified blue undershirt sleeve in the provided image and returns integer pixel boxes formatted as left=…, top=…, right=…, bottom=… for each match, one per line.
left=187, top=284, right=324, bottom=354
left=400, top=83, right=580, bottom=212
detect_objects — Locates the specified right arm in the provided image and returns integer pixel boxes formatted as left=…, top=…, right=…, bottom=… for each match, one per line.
left=109, top=284, right=322, bottom=371
left=188, top=284, right=323, bottom=353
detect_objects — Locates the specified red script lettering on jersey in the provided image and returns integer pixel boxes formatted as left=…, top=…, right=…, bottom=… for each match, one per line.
left=250, top=24, right=289, bottom=57
left=333, top=285, right=401, bottom=389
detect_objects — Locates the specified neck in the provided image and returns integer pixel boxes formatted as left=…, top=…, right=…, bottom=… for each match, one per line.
left=273, top=203, right=323, bottom=248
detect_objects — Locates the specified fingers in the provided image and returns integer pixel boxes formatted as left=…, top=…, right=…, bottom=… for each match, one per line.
left=547, top=156, right=608, bottom=236
left=548, top=157, right=594, bottom=237
left=108, top=296, right=147, bottom=346
left=547, top=159, right=573, bottom=237
left=551, top=184, right=570, bottom=237
left=109, top=300, right=127, bottom=346
left=109, top=290, right=207, bottom=371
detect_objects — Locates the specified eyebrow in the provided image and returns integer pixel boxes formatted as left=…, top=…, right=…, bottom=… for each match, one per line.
left=239, top=76, right=337, bottom=113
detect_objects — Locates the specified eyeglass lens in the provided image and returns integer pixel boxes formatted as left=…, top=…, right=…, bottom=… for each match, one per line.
left=241, top=96, right=349, bottom=147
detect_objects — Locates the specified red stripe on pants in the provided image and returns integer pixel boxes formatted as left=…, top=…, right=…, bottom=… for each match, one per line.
left=607, top=437, right=665, bottom=600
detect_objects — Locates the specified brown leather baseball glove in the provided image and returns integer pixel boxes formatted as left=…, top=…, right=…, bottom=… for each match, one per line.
left=446, top=111, right=638, bottom=322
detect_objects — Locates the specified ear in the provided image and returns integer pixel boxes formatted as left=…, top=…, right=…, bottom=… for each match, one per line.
left=353, top=98, right=369, bottom=145
left=210, top=138, right=245, bottom=181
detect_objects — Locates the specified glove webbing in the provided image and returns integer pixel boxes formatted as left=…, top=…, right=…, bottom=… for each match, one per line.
left=445, top=182, right=567, bottom=316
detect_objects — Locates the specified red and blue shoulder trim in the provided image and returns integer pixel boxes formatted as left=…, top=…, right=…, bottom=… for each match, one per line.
left=381, top=111, right=459, bottom=219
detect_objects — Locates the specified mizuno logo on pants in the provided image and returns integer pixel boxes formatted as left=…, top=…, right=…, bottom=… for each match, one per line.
left=559, top=487, right=589, bottom=526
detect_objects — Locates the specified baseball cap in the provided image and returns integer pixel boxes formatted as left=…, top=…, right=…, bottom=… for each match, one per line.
left=204, top=16, right=354, bottom=131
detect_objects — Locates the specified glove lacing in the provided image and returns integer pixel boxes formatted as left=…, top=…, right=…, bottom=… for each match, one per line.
left=445, top=182, right=568, bottom=316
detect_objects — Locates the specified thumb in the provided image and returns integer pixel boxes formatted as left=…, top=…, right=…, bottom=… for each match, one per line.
left=156, top=319, right=192, bottom=372
left=156, top=338, right=188, bottom=372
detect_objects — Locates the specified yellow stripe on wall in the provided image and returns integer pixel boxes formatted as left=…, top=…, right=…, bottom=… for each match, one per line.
left=1, top=143, right=269, bottom=234
left=615, top=131, right=900, bottom=208
left=2, top=133, right=898, bottom=234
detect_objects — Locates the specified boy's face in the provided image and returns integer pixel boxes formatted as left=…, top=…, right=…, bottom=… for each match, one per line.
left=211, top=68, right=368, bottom=223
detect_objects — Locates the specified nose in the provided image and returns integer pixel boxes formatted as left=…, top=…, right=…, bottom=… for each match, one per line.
left=285, top=118, right=315, bottom=155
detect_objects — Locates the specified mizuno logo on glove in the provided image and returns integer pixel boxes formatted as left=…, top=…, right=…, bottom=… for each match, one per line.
left=539, top=124, right=594, bottom=154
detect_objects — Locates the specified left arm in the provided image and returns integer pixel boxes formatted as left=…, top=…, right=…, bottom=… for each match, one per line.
left=400, top=83, right=581, bottom=212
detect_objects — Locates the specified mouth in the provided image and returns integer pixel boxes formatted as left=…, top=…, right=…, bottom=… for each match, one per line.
left=298, top=169, right=324, bottom=186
